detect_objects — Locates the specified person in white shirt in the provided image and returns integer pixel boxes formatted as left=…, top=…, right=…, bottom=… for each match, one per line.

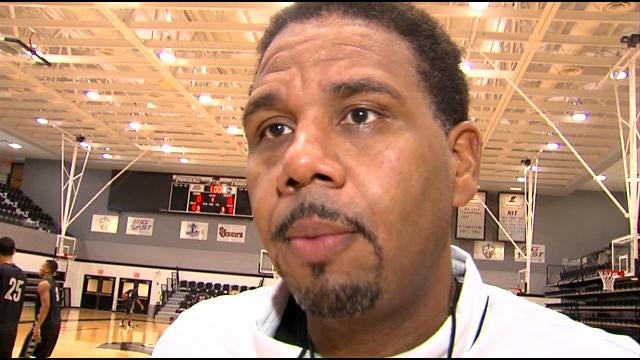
left=153, top=3, right=640, bottom=357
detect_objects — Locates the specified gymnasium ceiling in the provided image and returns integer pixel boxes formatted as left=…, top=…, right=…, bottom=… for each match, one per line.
left=0, top=2, right=638, bottom=197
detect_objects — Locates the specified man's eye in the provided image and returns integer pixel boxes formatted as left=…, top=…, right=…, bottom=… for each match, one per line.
left=261, top=123, right=293, bottom=139
left=345, top=108, right=379, bottom=125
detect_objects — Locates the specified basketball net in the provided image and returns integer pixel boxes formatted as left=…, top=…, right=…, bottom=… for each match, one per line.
left=597, top=269, right=622, bottom=291
left=59, top=251, right=75, bottom=262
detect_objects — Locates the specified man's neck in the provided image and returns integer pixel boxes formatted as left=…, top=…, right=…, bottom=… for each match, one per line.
left=306, top=268, right=455, bottom=357
left=0, top=255, right=13, bottom=265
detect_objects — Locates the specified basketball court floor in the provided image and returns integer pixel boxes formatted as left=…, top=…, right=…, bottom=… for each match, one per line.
left=13, top=306, right=169, bottom=358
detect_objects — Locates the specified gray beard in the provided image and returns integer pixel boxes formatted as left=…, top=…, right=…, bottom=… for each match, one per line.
left=292, top=278, right=382, bottom=318
left=284, top=260, right=383, bottom=318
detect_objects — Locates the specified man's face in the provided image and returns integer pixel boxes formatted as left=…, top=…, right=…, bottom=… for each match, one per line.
left=245, top=16, right=459, bottom=317
left=39, top=262, right=48, bottom=277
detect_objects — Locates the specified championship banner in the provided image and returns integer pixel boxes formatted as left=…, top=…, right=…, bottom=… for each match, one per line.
left=473, top=241, right=504, bottom=261
left=497, top=193, right=526, bottom=242
left=515, top=244, right=546, bottom=263
left=90, top=214, right=119, bottom=233
left=456, top=191, right=486, bottom=240
left=180, top=221, right=209, bottom=240
left=125, top=217, right=154, bottom=236
left=217, top=224, right=246, bottom=243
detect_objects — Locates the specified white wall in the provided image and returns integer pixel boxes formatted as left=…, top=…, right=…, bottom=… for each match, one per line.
left=14, top=251, right=49, bottom=272
left=15, top=251, right=277, bottom=313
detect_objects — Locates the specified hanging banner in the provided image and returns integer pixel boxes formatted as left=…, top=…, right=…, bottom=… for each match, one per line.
left=473, top=241, right=505, bottom=261
left=90, top=214, right=119, bottom=233
left=514, top=244, right=546, bottom=263
left=456, top=191, right=486, bottom=240
left=125, top=217, right=154, bottom=236
left=180, top=221, right=209, bottom=240
left=497, top=193, right=526, bottom=242
left=216, top=224, right=246, bottom=243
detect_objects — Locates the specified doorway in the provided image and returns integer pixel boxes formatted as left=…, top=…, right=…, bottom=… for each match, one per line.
left=80, top=275, right=116, bottom=311
left=117, top=278, right=152, bottom=314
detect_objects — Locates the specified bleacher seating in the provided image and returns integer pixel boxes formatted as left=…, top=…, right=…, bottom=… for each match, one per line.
left=22, top=271, right=66, bottom=304
left=0, top=183, right=60, bottom=234
left=173, top=278, right=255, bottom=314
left=178, top=280, right=188, bottom=291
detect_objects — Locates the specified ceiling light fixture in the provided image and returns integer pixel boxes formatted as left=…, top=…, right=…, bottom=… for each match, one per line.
left=179, top=157, right=189, bottom=164
left=469, top=2, right=490, bottom=11
left=35, top=117, right=49, bottom=125
left=198, top=94, right=213, bottom=105
left=76, top=135, right=91, bottom=150
left=158, top=48, right=176, bottom=63
left=129, top=121, right=142, bottom=131
left=609, top=70, right=628, bottom=80
left=510, top=187, right=522, bottom=191
left=102, top=153, right=113, bottom=159
left=546, top=142, right=560, bottom=151
left=226, top=126, right=244, bottom=136
left=571, top=112, right=588, bottom=122
left=8, top=143, right=22, bottom=149
left=84, top=90, right=100, bottom=101
left=160, top=143, right=172, bottom=154
left=459, top=60, right=472, bottom=74
left=516, top=177, right=525, bottom=183
left=595, top=174, right=607, bottom=181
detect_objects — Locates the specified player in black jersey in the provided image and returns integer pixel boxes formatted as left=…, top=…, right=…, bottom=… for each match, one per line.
left=120, top=283, right=145, bottom=329
left=0, top=237, right=27, bottom=358
left=19, top=259, right=60, bottom=358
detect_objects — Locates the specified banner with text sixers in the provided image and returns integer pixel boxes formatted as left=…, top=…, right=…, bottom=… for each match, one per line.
left=216, top=224, right=246, bottom=243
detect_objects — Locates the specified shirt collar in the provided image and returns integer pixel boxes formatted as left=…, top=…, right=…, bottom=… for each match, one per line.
left=256, top=245, right=489, bottom=357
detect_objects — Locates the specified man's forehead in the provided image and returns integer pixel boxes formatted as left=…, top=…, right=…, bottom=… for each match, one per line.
left=257, top=15, right=411, bottom=77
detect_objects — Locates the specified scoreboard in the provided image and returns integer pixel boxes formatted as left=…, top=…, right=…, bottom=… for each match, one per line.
left=168, top=175, right=252, bottom=217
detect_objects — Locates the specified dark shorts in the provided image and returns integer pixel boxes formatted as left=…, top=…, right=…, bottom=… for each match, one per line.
left=20, top=322, right=60, bottom=358
left=0, top=327, right=19, bottom=357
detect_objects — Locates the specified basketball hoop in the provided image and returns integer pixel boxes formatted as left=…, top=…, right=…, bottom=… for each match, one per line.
left=59, top=253, right=75, bottom=262
left=598, top=269, right=623, bottom=291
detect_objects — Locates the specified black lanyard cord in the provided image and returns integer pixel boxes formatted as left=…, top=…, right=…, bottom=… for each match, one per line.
left=447, top=279, right=462, bottom=358
left=297, top=333, right=315, bottom=358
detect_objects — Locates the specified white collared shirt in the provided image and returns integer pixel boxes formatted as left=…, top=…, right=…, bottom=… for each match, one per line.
left=152, top=246, right=640, bottom=357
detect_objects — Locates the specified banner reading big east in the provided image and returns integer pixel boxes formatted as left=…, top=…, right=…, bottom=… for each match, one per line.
left=126, top=217, right=154, bottom=236
left=216, top=224, right=246, bottom=243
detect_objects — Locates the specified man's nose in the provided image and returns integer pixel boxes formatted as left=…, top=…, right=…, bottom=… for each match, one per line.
left=275, top=123, right=346, bottom=195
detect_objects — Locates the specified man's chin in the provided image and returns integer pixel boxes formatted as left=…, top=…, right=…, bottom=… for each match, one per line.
left=290, top=279, right=381, bottom=318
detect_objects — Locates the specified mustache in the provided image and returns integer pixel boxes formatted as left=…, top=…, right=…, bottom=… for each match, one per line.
left=271, top=202, right=377, bottom=246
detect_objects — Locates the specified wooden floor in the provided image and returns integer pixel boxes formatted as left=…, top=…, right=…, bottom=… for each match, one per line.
left=13, top=306, right=170, bottom=358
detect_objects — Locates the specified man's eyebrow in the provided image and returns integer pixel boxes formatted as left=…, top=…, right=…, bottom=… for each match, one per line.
left=242, top=93, right=281, bottom=125
left=326, top=78, right=403, bottom=101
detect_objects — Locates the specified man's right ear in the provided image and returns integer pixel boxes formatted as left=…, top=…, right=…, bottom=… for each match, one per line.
left=447, top=121, right=482, bottom=208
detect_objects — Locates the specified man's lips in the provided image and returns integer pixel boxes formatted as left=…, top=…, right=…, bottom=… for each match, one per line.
left=285, top=218, right=357, bottom=263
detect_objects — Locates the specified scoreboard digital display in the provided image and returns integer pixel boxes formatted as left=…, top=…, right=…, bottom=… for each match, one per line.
left=168, top=175, right=252, bottom=218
